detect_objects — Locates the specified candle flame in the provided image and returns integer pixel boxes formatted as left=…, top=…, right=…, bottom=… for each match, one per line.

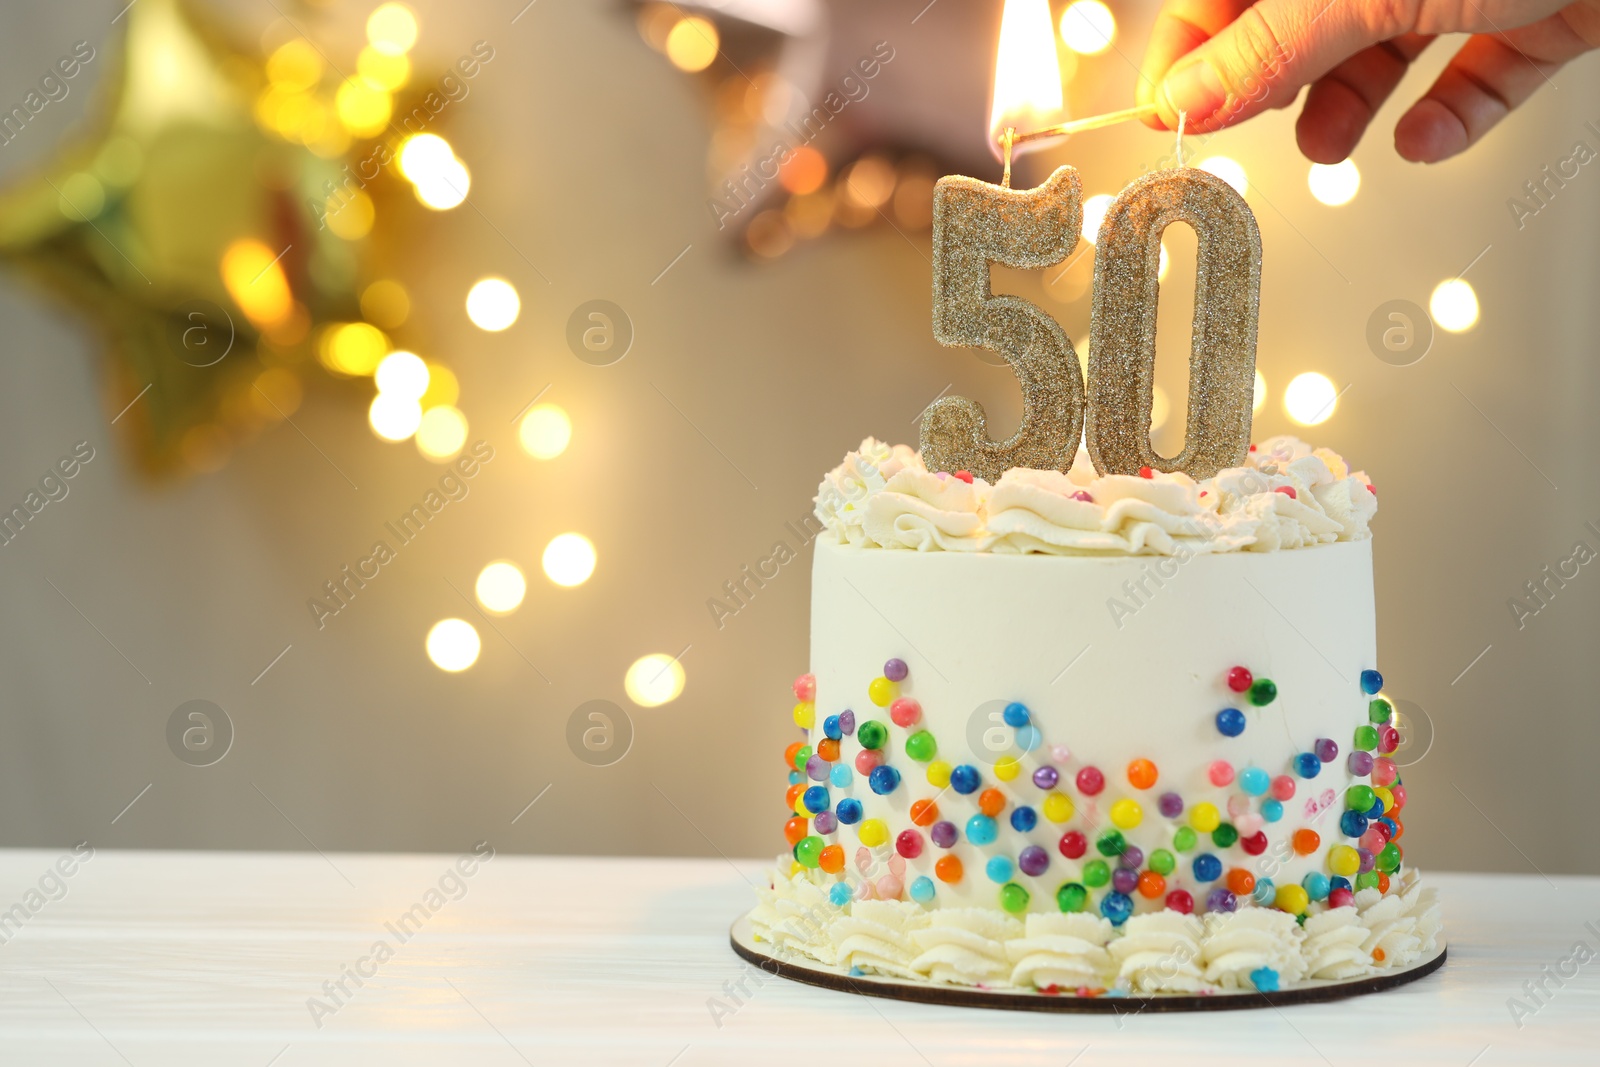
left=988, top=0, right=1066, bottom=161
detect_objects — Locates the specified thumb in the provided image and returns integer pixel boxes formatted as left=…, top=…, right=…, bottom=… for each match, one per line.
left=1155, top=0, right=1407, bottom=131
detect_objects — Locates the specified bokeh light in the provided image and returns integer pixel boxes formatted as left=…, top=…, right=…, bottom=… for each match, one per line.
left=319, top=322, right=389, bottom=376
left=56, top=173, right=105, bottom=221
left=375, top=350, right=429, bottom=398
left=841, top=155, right=896, bottom=210
left=519, top=403, right=572, bottom=460
left=746, top=210, right=794, bottom=257
left=357, top=47, right=410, bottom=90
left=1253, top=370, right=1267, bottom=414
left=251, top=368, right=303, bottom=420
left=367, top=3, right=419, bottom=56
left=625, top=653, right=686, bottom=708
left=543, top=533, right=597, bottom=587
left=475, top=561, right=527, bottom=615
left=1308, top=160, right=1360, bottom=206
left=220, top=238, right=292, bottom=328
left=787, top=189, right=834, bottom=239
left=420, top=363, right=460, bottom=408
left=1199, top=156, right=1249, bottom=196
left=398, top=134, right=470, bottom=209
left=399, top=134, right=453, bottom=181
left=414, top=157, right=470, bottom=209
left=665, top=17, right=719, bottom=72
left=360, top=279, right=410, bottom=329
left=369, top=393, right=423, bottom=440
left=425, top=618, right=480, bottom=672
left=267, top=39, right=322, bottom=92
left=1059, top=1, right=1116, bottom=54
left=779, top=145, right=827, bottom=195
left=637, top=2, right=679, bottom=51
left=1430, top=278, right=1480, bottom=332
left=334, top=78, right=392, bottom=138
left=893, top=169, right=936, bottom=229
left=466, top=277, right=520, bottom=331
left=1081, top=193, right=1114, bottom=244
left=1284, top=372, right=1338, bottom=426
left=416, top=405, right=468, bottom=460
left=324, top=189, right=375, bottom=240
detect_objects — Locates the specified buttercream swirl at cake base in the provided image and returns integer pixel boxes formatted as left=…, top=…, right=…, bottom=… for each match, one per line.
left=751, top=863, right=1441, bottom=994
left=1108, top=911, right=1206, bottom=992
left=1005, top=913, right=1115, bottom=990
left=813, top=435, right=1376, bottom=556
left=1200, top=908, right=1310, bottom=989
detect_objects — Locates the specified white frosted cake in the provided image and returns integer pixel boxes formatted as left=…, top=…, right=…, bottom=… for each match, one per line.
left=751, top=435, right=1440, bottom=996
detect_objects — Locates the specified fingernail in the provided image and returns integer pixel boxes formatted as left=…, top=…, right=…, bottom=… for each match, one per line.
left=1161, top=60, right=1227, bottom=122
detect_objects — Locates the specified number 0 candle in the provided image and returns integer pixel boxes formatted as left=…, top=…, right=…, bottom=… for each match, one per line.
left=1087, top=168, right=1261, bottom=480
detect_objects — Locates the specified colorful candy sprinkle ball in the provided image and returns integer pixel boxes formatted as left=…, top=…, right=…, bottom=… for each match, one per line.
left=867, top=677, right=896, bottom=706
left=904, top=731, right=937, bottom=762
left=889, top=697, right=921, bottom=727
left=998, top=883, right=1030, bottom=914
left=856, top=720, right=887, bottom=750
left=1057, top=883, right=1088, bottom=912
left=1041, top=792, right=1074, bottom=823
left=1126, top=759, right=1158, bottom=790
left=1110, top=799, right=1142, bottom=829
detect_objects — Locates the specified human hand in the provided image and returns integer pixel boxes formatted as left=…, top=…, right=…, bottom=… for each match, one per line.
left=1136, top=0, right=1600, bottom=163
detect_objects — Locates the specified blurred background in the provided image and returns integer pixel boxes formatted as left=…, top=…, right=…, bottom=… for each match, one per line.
left=0, top=0, right=1595, bottom=877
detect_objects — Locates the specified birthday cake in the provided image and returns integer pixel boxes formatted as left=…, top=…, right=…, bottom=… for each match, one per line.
left=748, top=435, right=1442, bottom=996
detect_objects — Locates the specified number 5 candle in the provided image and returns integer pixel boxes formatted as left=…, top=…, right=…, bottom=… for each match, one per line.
left=922, top=166, right=1086, bottom=481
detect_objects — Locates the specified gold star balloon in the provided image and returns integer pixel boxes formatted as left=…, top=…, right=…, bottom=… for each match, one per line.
left=0, top=0, right=460, bottom=475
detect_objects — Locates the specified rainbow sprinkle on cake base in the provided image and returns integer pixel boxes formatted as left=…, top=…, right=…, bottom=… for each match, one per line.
left=750, top=436, right=1441, bottom=997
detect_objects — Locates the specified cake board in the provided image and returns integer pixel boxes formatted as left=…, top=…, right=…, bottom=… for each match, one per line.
left=730, top=912, right=1446, bottom=1013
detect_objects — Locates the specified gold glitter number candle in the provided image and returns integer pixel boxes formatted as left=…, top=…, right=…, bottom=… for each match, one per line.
left=921, top=166, right=1085, bottom=481
left=1086, top=168, right=1261, bottom=480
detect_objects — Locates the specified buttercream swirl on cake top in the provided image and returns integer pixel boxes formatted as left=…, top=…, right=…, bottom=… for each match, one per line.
left=814, top=435, right=1376, bottom=556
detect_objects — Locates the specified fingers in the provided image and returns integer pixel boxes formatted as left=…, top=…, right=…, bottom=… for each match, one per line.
left=1295, top=34, right=1434, bottom=164
left=1395, top=17, right=1597, bottom=163
left=1137, top=0, right=1254, bottom=126
left=1150, top=0, right=1414, bottom=133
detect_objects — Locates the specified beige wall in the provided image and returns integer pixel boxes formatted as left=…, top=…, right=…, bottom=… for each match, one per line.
left=0, top=0, right=1596, bottom=879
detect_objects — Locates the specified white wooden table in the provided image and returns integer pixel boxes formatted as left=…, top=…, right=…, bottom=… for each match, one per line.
left=0, top=851, right=1593, bottom=1065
